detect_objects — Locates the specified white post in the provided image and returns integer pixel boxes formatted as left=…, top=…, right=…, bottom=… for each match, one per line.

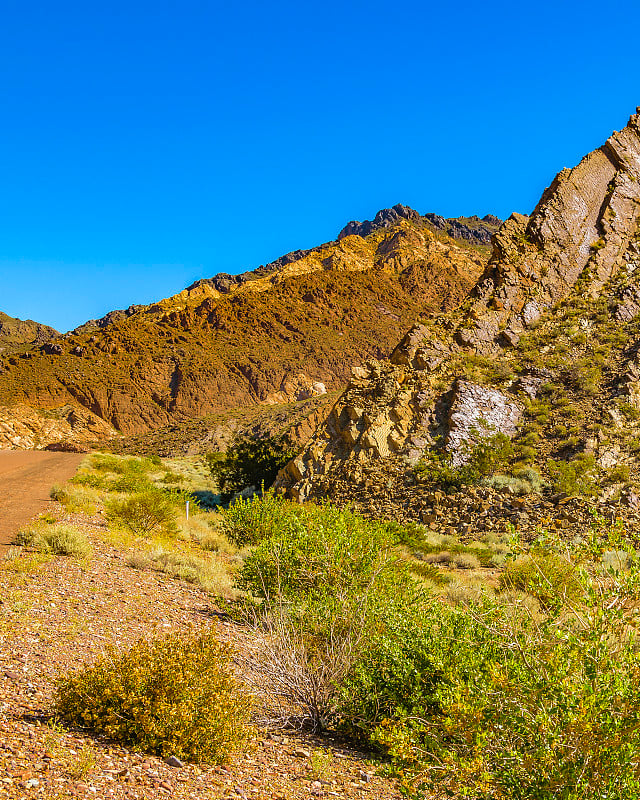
left=186, top=500, right=190, bottom=521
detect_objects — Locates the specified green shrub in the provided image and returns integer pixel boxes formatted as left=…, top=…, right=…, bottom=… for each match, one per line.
left=70, top=472, right=110, bottom=490
left=207, top=433, right=299, bottom=501
left=55, top=631, right=252, bottom=763
left=222, top=489, right=299, bottom=547
left=374, top=591, right=640, bottom=799
left=617, top=401, right=640, bottom=422
left=415, top=427, right=513, bottom=491
left=242, top=501, right=640, bottom=798
left=564, top=359, right=603, bottom=396
left=49, top=483, right=68, bottom=502
left=50, top=484, right=97, bottom=514
left=356, top=534, right=640, bottom=799
left=238, top=500, right=398, bottom=602
left=488, top=466, right=544, bottom=495
left=547, top=453, right=597, bottom=496
left=606, top=464, right=630, bottom=485
left=90, top=453, right=156, bottom=474
left=105, top=489, right=178, bottom=537
left=109, top=473, right=154, bottom=493
left=334, top=599, right=455, bottom=745
left=499, top=552, right=583, bottom=609
left=14, top=523, right=91, bottom=557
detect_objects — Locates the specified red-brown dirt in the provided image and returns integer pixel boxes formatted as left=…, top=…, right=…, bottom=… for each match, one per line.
left=0, top=452, right=84, bottom=550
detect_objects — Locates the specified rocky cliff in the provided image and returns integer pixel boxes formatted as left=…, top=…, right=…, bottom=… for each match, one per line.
left=276, top=108, right=640, bottom=535
left=0, top=208, right=497, bottom=448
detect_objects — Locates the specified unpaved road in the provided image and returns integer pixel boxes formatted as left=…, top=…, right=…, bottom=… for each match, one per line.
left=0, top=451, right=84, bottom=550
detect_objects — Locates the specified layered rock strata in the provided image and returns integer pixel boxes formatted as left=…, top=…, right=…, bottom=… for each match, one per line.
left=456, top=109, right=640, bottom=353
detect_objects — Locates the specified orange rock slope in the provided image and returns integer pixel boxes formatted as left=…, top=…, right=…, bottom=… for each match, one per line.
left=0, top=209, right=497, bottom=448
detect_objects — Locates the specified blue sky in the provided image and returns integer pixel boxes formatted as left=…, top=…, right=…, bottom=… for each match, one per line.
left=1, top=0, right=639, bottom=332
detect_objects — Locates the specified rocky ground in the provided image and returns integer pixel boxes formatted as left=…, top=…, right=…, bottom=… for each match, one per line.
left=0, top=502, right=402, bottom=800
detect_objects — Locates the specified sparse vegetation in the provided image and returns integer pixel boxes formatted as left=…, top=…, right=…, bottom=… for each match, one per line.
left=415, top=427, right=513, bottom=490
left=14, top=522, right=91, bottom=558
left=55, top=631, right=253, bottom=763
left=105, top=489, right=179, bottom=538
left=547, top=452, right=597, bottom=496
left=127, top=547, right=236, bottom=597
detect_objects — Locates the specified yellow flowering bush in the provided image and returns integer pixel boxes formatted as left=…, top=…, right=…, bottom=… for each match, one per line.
left=55, top=630, right=253, bottom=763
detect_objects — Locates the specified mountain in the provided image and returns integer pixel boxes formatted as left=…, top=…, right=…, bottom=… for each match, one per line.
left=276, top=108, right=640, bottom=537
left=0, top=209, right=500, bottom=449
left=0, top=311, right=59, bottom=353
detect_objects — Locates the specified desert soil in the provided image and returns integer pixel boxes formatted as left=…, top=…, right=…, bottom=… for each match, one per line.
left=0, top=452, right=85, bottom=550
left=0, top=496, right=403, bottom=798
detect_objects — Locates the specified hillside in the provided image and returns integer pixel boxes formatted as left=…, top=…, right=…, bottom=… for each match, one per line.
left=0, top=209, right=499, bottom=448
left=277, top=107, right=640, bottom=534
left=0, top=311, right=58, bottom=353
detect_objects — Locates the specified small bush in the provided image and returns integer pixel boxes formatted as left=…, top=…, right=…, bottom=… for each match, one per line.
left=14, top=523, right=91, bottom=557
left=70, top=472, right=110, bottom=490
left=49, top=484, right=68, bottom=502
left=606, top=464, right=630, bottom=485
left=453, top=552, right=480, bottom=570
left=105, top=489, right=178, bottom=538
left=109, top=473, right=154, bottom=493
left=222, top=489, right=298, bottom=547
left=238, top=501, right=399, bottom=602
left=55, top=631, right=252, bottom=763
left=488, top=466, right=544, bottom=495
left=424, top=550, right=453, bottom=565
left=415, top=426, right=513, bottom=491
left=499, top=552, right=583, bottom=609
left=51, top=481, right=101, bottom=514
left=547, top=453, right=597, bottom=497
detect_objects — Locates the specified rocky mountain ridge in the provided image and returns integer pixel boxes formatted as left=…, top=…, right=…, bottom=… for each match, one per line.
left=276, top=108, right=640, bottom=533
left=0, top=207, right=497, bottom=448
left=0, top=312, right=59, bottom=354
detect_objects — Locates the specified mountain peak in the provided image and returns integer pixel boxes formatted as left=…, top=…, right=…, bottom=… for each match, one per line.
left=338, top=205, right=501, bottom=247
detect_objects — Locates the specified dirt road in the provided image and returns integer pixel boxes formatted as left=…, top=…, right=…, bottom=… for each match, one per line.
left=0, top=451, right=85, bottom=550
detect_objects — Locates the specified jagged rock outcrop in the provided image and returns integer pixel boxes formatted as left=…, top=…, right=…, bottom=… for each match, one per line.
left=456, top=108, right=640, bottom=353
left=339, top=205, right=501, bottom=246
left=276, top=108, right=640, bottom=525
left=0, top=404, right=116, bottom=450
left=423, top=213, right=500, bottom=246
left=338, top=205, right=421, bottom=239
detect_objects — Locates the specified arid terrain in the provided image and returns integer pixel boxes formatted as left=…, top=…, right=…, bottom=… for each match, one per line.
left=0, top=452, right=84, bottom=549
left=0, top=470, right=402, bottom=800
left=3, top=108, right=640, bottom=800
left=0, top=210, right=499, bottom=449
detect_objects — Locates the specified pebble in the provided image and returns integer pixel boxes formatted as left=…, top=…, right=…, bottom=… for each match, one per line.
left=164, top=755, right=184, bottom=768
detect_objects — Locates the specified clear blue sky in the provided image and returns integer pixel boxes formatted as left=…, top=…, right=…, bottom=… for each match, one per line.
left=1, top=0, right=639, bottom=332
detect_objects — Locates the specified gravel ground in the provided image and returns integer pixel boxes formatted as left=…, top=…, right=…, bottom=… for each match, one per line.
left=0, top=506, right=403, bottom=800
